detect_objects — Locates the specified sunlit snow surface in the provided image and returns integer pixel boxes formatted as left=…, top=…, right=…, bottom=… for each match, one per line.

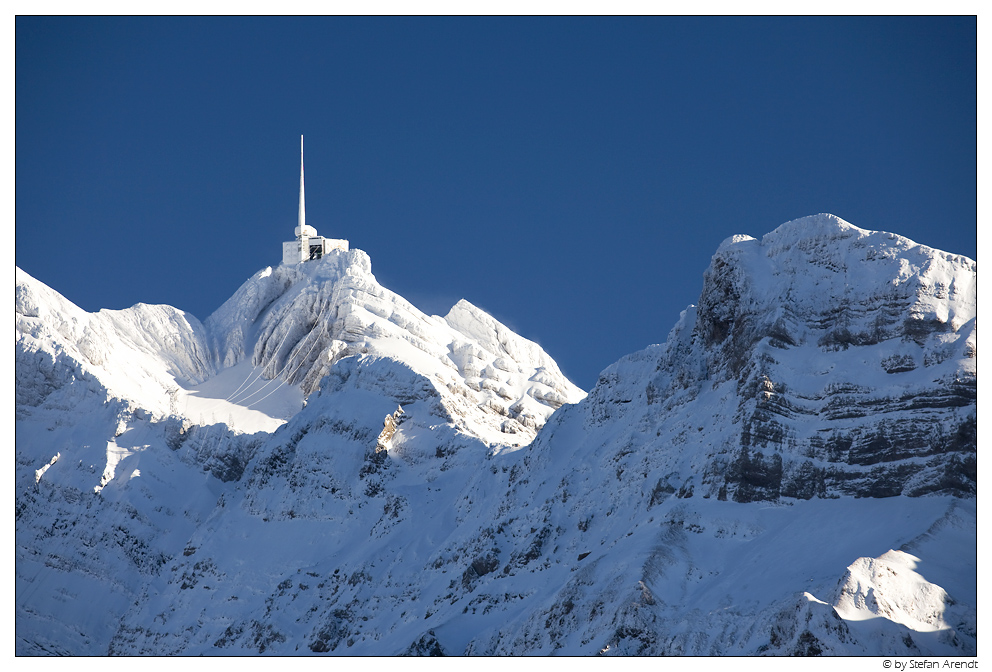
left=15, top=215, right=976, bottom=656
left=181, top=361, right=303, bottom=434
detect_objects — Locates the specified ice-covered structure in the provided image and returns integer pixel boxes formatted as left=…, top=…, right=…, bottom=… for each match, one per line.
left=282, top=135, right=348, bottom=265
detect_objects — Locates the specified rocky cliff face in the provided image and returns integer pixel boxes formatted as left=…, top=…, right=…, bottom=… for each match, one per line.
left=586, top=214, right=976, bottom=502
left=15, top=215, right=976, bottom=656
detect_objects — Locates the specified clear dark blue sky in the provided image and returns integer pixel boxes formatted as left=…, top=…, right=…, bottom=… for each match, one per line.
left=16, top=17, right=976, bottom=391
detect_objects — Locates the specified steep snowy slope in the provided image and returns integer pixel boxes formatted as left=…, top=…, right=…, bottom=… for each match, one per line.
left=16, top=215, right=976, bottom=656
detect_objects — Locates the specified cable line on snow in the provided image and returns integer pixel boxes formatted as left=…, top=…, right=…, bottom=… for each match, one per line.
left=185, top=294, right=331, bottom=420
left=245, top=317, right=331, bottom=410
left=227, top=297, right=331, bottom=407
left=219, top=297, right=314, bottom=404
left=221, top=365, right=264, bottom=404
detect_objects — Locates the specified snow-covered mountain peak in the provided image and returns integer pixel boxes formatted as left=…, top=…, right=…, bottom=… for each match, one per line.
left=580, top=214, right=975, bottom=504
left=762, top=211, right=864, bottom=243
left=17, top=244, right=584, bottom=447
left=199, top=248, right=584, bottom=444
left=444, top=298, right=576, bottom=391
left=698, top=213, right=975, bottom=370
left=715, top=232, right=758, bottom=253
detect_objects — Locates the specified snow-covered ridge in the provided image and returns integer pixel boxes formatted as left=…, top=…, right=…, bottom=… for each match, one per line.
left=16, top=248, right=584, bottom=441
left=15, top=214, right=976, bottom=656
left=16, top=267, right=213, bottom=418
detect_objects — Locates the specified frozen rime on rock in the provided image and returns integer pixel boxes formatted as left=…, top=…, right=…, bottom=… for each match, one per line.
left=15, top=215, right=976, bottom=656
left=204, top=248, right=584, bottom=444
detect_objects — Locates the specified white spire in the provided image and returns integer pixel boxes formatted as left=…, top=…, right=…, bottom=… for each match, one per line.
left=298, top=134, right=306, bottom=234
left=282, top=134, right=349, bottom=265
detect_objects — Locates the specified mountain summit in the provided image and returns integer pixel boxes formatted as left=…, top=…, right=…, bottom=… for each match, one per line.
left=586, top=213, right=975, bottom=502
left=17, top=248, right=583, bottom=440
left=15, top=215, right=976, bottom=656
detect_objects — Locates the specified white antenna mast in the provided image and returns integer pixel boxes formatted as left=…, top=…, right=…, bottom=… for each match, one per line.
left=281, top=134, right=348, bottom=265
left=298, top=134, right=306, bottom=235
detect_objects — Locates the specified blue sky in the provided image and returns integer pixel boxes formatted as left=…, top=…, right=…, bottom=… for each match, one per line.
left=16, top=17, right=976, bottom=391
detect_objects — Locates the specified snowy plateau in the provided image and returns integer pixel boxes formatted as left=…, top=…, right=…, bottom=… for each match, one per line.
left=15, top=213, right=976, bottom=656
